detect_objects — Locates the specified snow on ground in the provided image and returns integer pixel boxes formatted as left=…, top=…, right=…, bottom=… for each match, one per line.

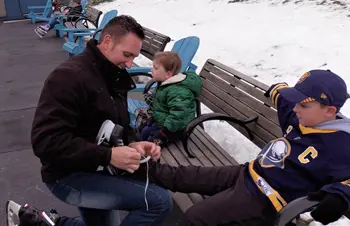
left=95, top=0, right=350, bottom=224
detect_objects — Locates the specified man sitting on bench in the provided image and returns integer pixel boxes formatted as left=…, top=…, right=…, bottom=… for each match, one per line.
left=34, top=0, right=82, bottom=38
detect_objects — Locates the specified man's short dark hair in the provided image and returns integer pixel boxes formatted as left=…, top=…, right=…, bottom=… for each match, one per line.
left=99, top=15, right=145, bottom=43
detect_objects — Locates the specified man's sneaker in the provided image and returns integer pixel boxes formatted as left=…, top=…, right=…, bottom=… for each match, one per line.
left=6, top=200, right=60, bottom=226
left=34, top=27, right=47, bottom=38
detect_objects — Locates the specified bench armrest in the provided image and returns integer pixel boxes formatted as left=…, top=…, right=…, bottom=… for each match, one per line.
left=74, top=17, right=98, bottom=29
left=182, top=113, right=258, bottom=158
left=63, top=27, right=97, bottom=33
left=127, top=67, right=152, bottom=75
left=275, top=196, right=319, bottom=226
left=66, top=28, right=97, bottom=42
left=188, top=62, right=198, bottom=72
left=28, top=6, right=47, bottom=10
left=58, top=14, right=81, bottom=20
left=71, top=32, right=94, bottom=37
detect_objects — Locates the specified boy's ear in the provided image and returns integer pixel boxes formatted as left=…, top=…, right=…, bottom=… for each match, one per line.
left=326, top=105, right=338, bottom=116
left=165, top=71, right=173, bottom=79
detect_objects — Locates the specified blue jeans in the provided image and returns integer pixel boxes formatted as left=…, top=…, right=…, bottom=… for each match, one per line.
left=141, top=123, right=160, bottom=141
left=140, top=123, right=183, bottom=143
left=47, top=14, right=59, bottom=30
left=46, top=171, right=173, bottom=226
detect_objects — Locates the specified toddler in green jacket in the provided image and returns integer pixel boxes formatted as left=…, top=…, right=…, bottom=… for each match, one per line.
left=141, top=51, right=202, bottom=146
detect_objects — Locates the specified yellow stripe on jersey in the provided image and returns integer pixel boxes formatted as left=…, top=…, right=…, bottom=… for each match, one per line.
left=248, top=161, right=287, bottom=212
left=271, top=85, right=288, bottom=107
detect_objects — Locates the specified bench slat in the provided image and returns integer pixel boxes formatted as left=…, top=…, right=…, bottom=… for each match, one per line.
left=75, top=22, right=87, bottom=29
left=202, top=64, right=279, bottom=124
left=143, top=35, right=165, bottom=49
left=203, top=62, right=272, bottom=106
left=189, top=133, right=225, bottom=167
left=207, top=59, right=270, bottom=92
left=84, top=7, right=102, bottom=26
left=195, top=128, right=239, bottom=166
left=200, top=72, right=282, bottom=138
left=142, top=43, right=162, bottom=55
left=144, top=28, right=170, bottom=43
left=192, top=128, right=233, bottom=166
left=141, top=42, right=161, bottom=56
left=171, top=142, right=205, bottom=167
left=198, top=88, right=276, bottom=148
left=137, top=27, right=170, bottom=61
left=64, top=21, right=75, bottom=29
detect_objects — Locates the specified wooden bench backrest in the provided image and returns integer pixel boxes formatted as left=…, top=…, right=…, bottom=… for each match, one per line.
left=84, top=6, right=102, bottom=27
left=141, top=27, right=171, bottom=60
left=198, top=59, right=283, bottom=148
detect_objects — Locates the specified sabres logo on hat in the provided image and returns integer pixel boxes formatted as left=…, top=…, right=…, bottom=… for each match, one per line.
left=297, top=72, right=310, bottom=84
left=320, top=93, right=328, bottom=99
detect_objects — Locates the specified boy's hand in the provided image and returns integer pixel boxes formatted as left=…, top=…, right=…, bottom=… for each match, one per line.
left=152, top=130, right=168, bottom=147
left=308, top=191, right=348, bottom=225
left=264, top=82, right=288, bottom=98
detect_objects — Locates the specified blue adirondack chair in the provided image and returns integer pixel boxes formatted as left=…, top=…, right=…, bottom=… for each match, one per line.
left=27, top=0, right=53, bottom=24
left=127, top=36, right=200, bottom=128
left=54, top=0, right=89, bottom=38
left=62, top=9, right=118, bottom=58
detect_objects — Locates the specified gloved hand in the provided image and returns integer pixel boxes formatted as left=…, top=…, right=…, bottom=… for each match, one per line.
left=264, top=82, right=289, bottom=98
left=151, top=129, right=169, bottom=147
left=308, top=191, right=348, bottom=225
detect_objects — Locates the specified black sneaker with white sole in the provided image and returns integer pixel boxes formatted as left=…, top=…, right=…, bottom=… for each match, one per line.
left=6, top=200, right=60, bottom=226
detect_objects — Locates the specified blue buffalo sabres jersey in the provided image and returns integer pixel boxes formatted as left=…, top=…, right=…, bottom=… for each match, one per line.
left=245, top=89, right=350, bottom=212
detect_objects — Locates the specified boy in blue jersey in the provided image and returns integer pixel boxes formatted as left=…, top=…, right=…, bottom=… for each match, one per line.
left=14, top=69, right=350, bottom=226
left=138, top=69, right=350, bottom=226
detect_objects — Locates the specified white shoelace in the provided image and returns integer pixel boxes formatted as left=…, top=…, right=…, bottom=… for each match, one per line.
left=144, top=161, right=149, bottom=210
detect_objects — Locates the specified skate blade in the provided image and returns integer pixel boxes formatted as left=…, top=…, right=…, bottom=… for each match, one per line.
left=34, top=28, right=44, bottom=38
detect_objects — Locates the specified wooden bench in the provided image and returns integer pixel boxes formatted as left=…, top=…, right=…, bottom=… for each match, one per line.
left=138, top=58, right=350, bottom=225
left=154, top=58, right=278, bottom=212
left=66, top=6, right=102, bottom=29
left=138, top=27, right=171, bottom=63
left=55, top=6, right=102, bottom=38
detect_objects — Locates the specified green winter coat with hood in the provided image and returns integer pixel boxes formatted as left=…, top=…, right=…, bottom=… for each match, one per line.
left=151, top=71, right=202, bottom=133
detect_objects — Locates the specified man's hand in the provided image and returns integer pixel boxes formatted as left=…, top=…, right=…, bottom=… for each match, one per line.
left=308, top=191, right=348, bottom=225
left=129, top=141, right=161, bottom=161
left=110, top=146, right=141, bottom=173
